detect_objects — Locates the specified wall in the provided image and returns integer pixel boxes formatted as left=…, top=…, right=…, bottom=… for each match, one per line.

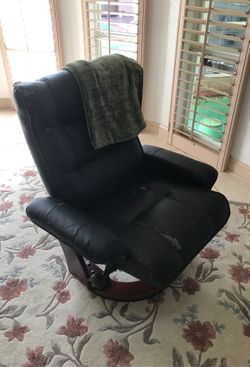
left=0, top=49, right=10, bottom=98
left=55, top=0, right=84, bottom=65
left=231, top=76, right=250, bottom=165
left=142, top=0, right=180, bottom=126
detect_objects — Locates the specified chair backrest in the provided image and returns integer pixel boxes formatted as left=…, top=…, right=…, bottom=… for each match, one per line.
left=14, top=70, right=145, bottom=210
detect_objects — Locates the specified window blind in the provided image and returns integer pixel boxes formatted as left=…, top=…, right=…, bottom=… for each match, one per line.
left=81, top=0, right=145, bottom=64
left=171, top=0, right=250, bottom=149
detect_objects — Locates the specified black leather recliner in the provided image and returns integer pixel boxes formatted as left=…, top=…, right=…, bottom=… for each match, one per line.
left=13, top=69, right=230, bottom=301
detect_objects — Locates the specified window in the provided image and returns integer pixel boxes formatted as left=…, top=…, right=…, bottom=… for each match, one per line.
left=0, top=0, right=61, bottom=83
left=81, top=0, right=146, bottom=64
left=169, top=0, right=250, bottom=170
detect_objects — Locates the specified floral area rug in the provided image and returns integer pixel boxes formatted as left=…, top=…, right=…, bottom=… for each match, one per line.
left=0, top=167, right=250, bottom=367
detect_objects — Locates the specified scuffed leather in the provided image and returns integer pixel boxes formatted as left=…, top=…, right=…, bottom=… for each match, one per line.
left=143, top=145, right=218, bottom=190
left=27, top=197, right=128, bottom=264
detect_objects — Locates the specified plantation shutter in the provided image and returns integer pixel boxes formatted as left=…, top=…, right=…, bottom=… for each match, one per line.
left=169, top=0, right=250, bottom=169
left=81, top=0, right=145, bottom=64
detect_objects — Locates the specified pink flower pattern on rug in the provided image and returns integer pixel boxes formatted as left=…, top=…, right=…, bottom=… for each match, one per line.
left=0, top=168, right=249, bottom=366
left=22, top=347, right=47, bottom=367
left=0, top=278, right=27, bottom=301
left=228, top=262, right=250, bottom=284
left=181, top=277, right=201, bottom=295
left=4, top=324, right=30, bottom=342
left=57, top=316, right=88, bottom=338
left=183, top=320, right=216, bottom=353
left=17, top=245, right=36, bottom=259
left=103, top=339, right=134, bottom=367
left=200, top=247, right=220, bottom=260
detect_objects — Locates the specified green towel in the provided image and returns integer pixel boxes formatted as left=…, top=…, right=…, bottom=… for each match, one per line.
left=64, top=54, right=146, bottom=149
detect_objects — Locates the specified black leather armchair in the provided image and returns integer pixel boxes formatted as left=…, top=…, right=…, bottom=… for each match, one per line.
left=13, top=70, right=230, bottom=301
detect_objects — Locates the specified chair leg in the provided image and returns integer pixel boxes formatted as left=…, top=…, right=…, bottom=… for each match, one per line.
left=59, top=241, right=90, bottom=285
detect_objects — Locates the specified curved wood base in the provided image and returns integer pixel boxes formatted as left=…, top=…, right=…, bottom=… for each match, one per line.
left=87, top=278, right=165, bottom=302
left=60, top=241, right=165, bottom=302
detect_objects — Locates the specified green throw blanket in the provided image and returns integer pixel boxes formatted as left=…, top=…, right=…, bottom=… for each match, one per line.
left=64, top=54, right=146, bottom=149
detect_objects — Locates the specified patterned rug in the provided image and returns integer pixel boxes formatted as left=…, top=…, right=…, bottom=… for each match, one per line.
left=0, top=167, right=250, bottom=367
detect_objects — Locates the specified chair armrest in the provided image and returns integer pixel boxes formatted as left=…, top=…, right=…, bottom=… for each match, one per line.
left=26, top=197, right=127, bottom=264
left=143, top=145, right=218, bottom=190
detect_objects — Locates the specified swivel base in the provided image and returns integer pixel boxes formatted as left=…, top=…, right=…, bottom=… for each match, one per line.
left=60, top=241, right=165, bottom=302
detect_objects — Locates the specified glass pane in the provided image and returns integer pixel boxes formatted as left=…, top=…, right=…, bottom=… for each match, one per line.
left=110, top=49, right=137, bottom=60
left=21, top=0, right=54, bottom=52
left=29, top=52, right=57, bottom=78
left=0, top=0, right=26, bottom=49
left=110, top=39, right=137, bottom=52
left=7, top=50, right=57, bottom=83
left=7, top=50, right=30, bottom=82
left=101, top=1, right=138, bottom=15
left=209, top=1, right=248, bottom=53
left=1, top=0, right=57, bottom=82
left=213, top=0, right=250, bottom=12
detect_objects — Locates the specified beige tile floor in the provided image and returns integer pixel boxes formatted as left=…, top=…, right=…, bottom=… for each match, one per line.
left=1, top=110, right=250, bottom=203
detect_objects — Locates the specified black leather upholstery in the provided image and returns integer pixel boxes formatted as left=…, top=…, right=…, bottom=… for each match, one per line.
left=13, top=69, right=230, bottom=288
left=14, top=71, right=145, bottom=210
left=144, top=145, right=218, bottom=190
left=26, top=197, right=128, bottom=264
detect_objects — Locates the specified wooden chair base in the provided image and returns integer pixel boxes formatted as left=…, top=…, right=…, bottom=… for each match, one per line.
left=60, top=242, right=165, bottom=302
left=88, top=279, right=165, bottom=302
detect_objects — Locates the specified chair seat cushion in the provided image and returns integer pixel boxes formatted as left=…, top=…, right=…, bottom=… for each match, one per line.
left=92, top=177, right=230, bottom=287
